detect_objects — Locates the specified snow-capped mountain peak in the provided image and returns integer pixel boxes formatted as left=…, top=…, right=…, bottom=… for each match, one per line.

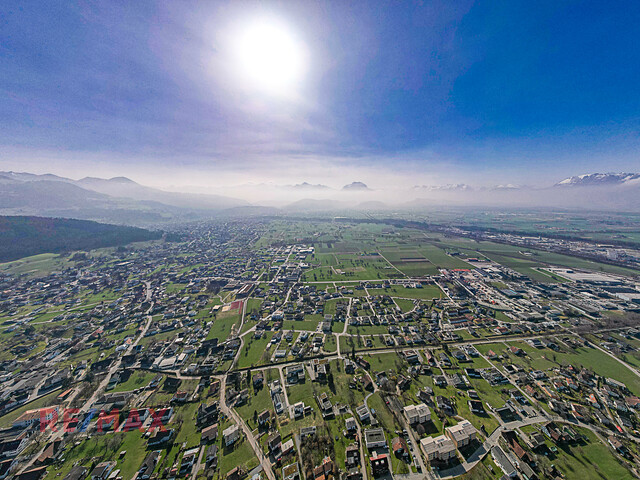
left=556, top=172, right=640, bottom=186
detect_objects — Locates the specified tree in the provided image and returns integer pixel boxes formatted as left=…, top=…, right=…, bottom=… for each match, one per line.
left=327, top=372, right=336, bottom=394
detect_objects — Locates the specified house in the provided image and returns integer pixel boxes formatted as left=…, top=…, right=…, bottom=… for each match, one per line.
left=434, top=376, right=447, bottom=387
left=292, top=402, right=305, bottom=419
left=63, top=466, right=87, bottom=480
left=0, top=458, right=14, bottom=480
left=397, top=375, right=411, bottom=391
left=313, top=456, right=334, bottom=480
left=15, top=467, right=47, bottom=480
left=403, top=350, right=420, bottom=364
left=282, top=439, right=294, bottom=455
left=201, top=424, right=218, bottom=444
left=286, top=364, right=305, bottom=384
left=206, top=444, right=219, bottom=468
left=436, top=395, right=455, bottom=415
left=314, top=362, right=328, bottom=381
left=13, top=407, right=59, bottom=429
left=300, top=426, right=316, bottom=440
left=403, top=403, right=431, bottom=425
left=226, top=467, right=242, bottom=480
left=0, top=428, right=31, bottom=458
left=138, top=451, right=160, bottom=480
left=148, top=428, right=174, bottom=447
left=445, top=420, right=477, bottom=448
left=282, top=462, right=300, bottom=480
left=355, top=404, right=370, bottom=422
left=223, top=424, right=241, bottom=446
left=509, top=346, right=524, bottom=356
left=345, top=445, right=360, bottom=468
left=491, top=446, right=516, bottom=477
left=370, top=453, right=389, bottom=477
left=344, top=359, right=356, bottom=374
left=197, top=402, right=219, bottom=427
left=35, top=439, right=63, bottom=465
left=468, top=400, right=485, bottom=415
left=180, top=447, right=199, bottom=475
left=357, top=358, right=370, bottom=370
left=152, top=407, right=173, bottom=424
left=90, top=461, right=116, bottom=480
left=253, top=371, right=264, bottom=389
left=364, top=428, right=387, bottom=450
left=268, top=432, right=281, bottom=453
left=608, top=436, right=628, bottom=456
left=345, top=417, right=357, bottom=432
left=316, top=392, right=333, bottom=418
left=258, top=410, right=271, bottom=427
left=420, top=435, right=456, bottom=463
left=391, top=437, right=409, bottom=457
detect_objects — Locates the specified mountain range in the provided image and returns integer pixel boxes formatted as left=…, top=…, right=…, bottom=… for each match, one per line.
left=0, top=171, right=638, bottom=225
left=555, top=172, right=640, bottom=187
left=0, top=171, right=248, bottom=226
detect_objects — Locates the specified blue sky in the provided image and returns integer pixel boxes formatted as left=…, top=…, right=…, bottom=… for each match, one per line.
left=1, top=0, right=639, bottom=188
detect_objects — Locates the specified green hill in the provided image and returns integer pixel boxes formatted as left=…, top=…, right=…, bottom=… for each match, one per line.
left=0, top=216, right=161, bottom=262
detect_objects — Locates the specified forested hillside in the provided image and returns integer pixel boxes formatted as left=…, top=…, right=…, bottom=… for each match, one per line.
left=0, top=216, right=161, bottom=262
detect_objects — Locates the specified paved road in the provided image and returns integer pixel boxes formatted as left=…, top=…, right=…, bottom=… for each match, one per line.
left=277, top=366, right=291, bottom=416
left=81, top=310, right=153, bottom=413
left=19, top=282, right=155, bottom=474
left=219, top=376, right=276, bottom=480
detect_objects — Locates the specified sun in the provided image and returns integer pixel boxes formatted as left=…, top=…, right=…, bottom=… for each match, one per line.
left=232, top=18, right=306, bottom=96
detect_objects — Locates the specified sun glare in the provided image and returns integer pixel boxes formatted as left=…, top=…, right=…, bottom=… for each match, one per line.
left=232, top=18, right=306, bottom=95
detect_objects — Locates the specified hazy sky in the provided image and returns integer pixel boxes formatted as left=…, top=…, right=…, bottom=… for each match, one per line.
left=1, top=0, right=639, bottom=189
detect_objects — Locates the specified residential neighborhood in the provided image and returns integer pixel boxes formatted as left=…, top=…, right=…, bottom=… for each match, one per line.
left=0, top=219, right=639, bottom=480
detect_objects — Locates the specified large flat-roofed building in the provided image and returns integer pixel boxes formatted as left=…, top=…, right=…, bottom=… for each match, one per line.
left=445, top=420, right=477, bottom=448
left=403, top=403, right=431, bottom=425
left=420, top=435, right=456, bottom=463
left=364, top=428, right=387, bottom=450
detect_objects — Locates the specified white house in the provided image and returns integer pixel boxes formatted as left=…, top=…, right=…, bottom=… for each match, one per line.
left=403, top=403, right=431, bottom=425
left=223, top=424, right=241, bottom=446
left=420, top=435, right=456, bottom=463
left=445, top=420, right=477, bottom=448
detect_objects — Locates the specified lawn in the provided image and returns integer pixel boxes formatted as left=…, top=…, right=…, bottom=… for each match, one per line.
left=483, top=339, right=640, bottom=397
left=419, top=245, right=474, bottom=269
left=112, top=370, right=156, bottom=393
left=236, top=379, right=273, bottom=429
left=237, top=332, right=273, bottom=368
left=206, top=309, right=241, bottom=342
left=283, top=319, right=320, bottom=331
left=218, top=438, right=259, bottom=476
left=42, top=430, right=148, bottom=480
left=366, top=285, right=443, bottom=300
left=287, top=379, right=330, bottom=406
left=536, top=427, right=634, bottom=480
left=0, top=253, right=75, bottom=278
